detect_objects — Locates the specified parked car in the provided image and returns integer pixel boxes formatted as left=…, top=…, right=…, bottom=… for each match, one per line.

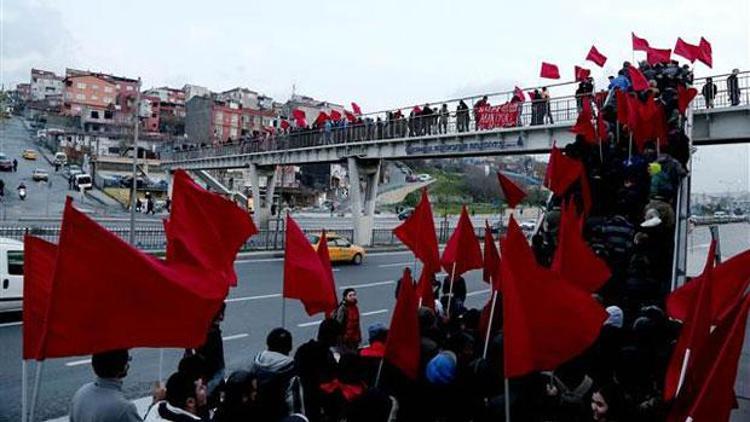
left=0, top=237, right=24, bottom=313
left=0, top=153, right=13, bottom=172
left=53, top=152, right=67, bottom=166
left=22, top=149, right=37, bottom=160
left=309, top=233, right=366, bottom=265
left=74, top=173, right=93, bottom=190
left=398, top=208, right=414, bottom=221
left=64, top=164, right=82, bottom=177
left=32, top=169, right=49, bottom=181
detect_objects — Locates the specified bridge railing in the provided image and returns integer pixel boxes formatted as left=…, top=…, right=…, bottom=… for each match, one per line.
left=163, top=71, right=749, bottom=164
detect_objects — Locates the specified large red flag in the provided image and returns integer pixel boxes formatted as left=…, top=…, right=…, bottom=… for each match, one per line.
left=384, top=268, right=421, bottom=380
left=544, top=145, right=584, bottom=197
left=441, top=206, right=483, bottom=275
left=585, top=46, right=607, bottom=67
left=292, top=108, right=306, bottom=121
left=574, top=65, right=591, bottom=82
left=677, top=85, right=698, bottom=115
left=551, top=203, right=611, bottom=292
left=166, top=169, right=257, bottom=287
left=513, top=86, right=526, bottom=102
left=344, top=110, right=357, bottom=123
left=697, top=37, right=713, bottom=68
left=646, top=47, right=672, bottom=65
left=22, top=236, right=57, bottom=360
left=393, top=189, right=440, bottom=272
left=674, top=38, right=700, bottom=62
left=497, top=172, right=527, bottom=208
left=596, top=109, right=608, bottom=142
left=482, top=221, right=501, bottom=287
left=570, top=99, right=596, bottom=143
left=631, top=32, right=650, bottom=51
left=329, top=109, right=342, bottom=121
left=667, top=248, right=750, bottom=324
left=615, top=89, right=630, bottom=126
left=351, top=102, right=362, bottom=115
left=316, top=230, right=339, bottom=317
left=314, top=111, right=330, bottom=127
left=280, top=120, right=290, bottom=130
left=37, top=199, right=226, bottom=359
left=283, top=216, right=338, bottom=316
left=540, top=62, right=560, bottom=79
left=417, top=268, right=436, bottom=311
left=634, top=96, right=669, bottom=150
left=502, top=216, right=607, bottom=378
left=664, top=241, right=716, bottom=401
left=627, top=66, right=650, bottom=91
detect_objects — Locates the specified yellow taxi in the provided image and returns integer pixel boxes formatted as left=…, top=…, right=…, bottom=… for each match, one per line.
left=309, top=232, right=366, bottom=265
left=22, top=149, right=38, bottom=160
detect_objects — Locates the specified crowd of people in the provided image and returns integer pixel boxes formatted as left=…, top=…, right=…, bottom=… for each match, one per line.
left=68, top=60, right=741, bottom=422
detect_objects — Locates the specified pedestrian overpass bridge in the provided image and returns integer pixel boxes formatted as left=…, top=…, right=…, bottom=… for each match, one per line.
left=161, top=71, right=750, bottom=244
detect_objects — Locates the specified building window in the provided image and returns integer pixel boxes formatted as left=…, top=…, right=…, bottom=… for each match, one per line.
left=104, top=86, right=113, bottom=93
left=76, top=93, right=85, bottom=100
left=126, top=86, right=134, bottom=91
left=73, top=105, right=81, bottom=112
left=77, top=82, right=86, bottom=89
left=91, top=95, right=98, bottom=100
left=103, top=97, right=113, bottom=104
left=116, top=84, right=121, bottom=89
left=104, top=110, right=113, bottom=119
left=92, top=85, right=99, bottom=90
left=91, top=111, right=100, bottom=119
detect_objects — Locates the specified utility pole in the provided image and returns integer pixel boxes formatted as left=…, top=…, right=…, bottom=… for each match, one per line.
left=129, top=78, right=142, bottom=245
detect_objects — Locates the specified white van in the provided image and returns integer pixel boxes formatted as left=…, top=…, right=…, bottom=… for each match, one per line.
left=0, top=238, right=24, bottom=313
left=74, top=173, right=93, bottom=191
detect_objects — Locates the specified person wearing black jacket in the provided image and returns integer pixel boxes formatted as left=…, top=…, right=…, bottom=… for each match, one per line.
left=702, top=77, right=717, bottom=108
left=727, top=68, right=741, bottom=106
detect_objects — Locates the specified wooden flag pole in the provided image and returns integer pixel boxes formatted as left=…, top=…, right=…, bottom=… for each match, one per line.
left=628, top=132, right=633, bottom=162
left=504, top=377, right=511, bottom=421
left=482, top=289, right=499, bottom=359
left=158, top=349, right=165, bottom=386
left=675, top=348, right=691, bottom=396
left=21, top=360, right=28, bottom=422
left=446, top=262, right=458, bottom=319
left=374, top=358, right=385, bottom=388
left=29, top=360, right=44, bottom=422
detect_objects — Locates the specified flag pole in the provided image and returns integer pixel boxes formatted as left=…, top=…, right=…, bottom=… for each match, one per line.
left=504, top=377, right=511, bottom=421
left=281, top=298, right=287, bottom=329
left=158, top=349, right=165, bottom=386
left=675, top=348, right=691, bottom=396
left=446, top=262, right=457, bottom=319
left=29, top=360, right=44, bottom=422
left=628, top=133, right=633, bottom=162
left=374, top=358, right=385, bottom=388
left=21, top=360, right=28, bottom=422
left=482, top=289, right=499, bottom=359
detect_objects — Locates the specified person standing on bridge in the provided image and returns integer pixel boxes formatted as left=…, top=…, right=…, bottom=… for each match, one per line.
left=456, top=100, right=469, bottom=132
left=333, top=288, right=362, bottom=351
left=542, top=87, right=554, bottom=124
left=728, top=68, right=741, bottom=106
left=473, top=96, right=488, bottom=130
left=702, top=77, right=717, bottom=108
left=439, top=104, right=449, bottom=134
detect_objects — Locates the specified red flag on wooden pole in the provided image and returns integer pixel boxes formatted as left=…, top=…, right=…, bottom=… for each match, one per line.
left=585, top=45, right=607, bottom=67
left=22, top=236, right=57, bottom=360
left=627, top=67, right=650, bottom=91
left=574, top=65, right=591, bottom=82
left=316, top=229, right=339, bottom=317
left=497, top=172, right=527, bottom=209
left=384, top=268, right=421, bottom=379
left=351, top=102, right=363, bottom=115
left=440, top=206, right=483, bottom=275
left=540, top=62, right=560, bottom=79
left=674, top=38, right=700, bottom=62
left=646, top=47, right=672, bottom=65
left=631, top=32, right=650, bottom=51
left=393, top=189, right=440, bottom=273
left=697, top=37, right=713, bottom=68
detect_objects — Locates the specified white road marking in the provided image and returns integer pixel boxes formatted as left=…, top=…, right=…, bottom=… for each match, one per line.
left=361, top=309, right=388, bottom=316
left=225, top=293, right=281, bottom=303
left=65, top=359, right=91, bottom=367
left=339, top=280, right=395, bottom=289
left=297, top=320, right=323, bottom=328
left=222, top=333, right=249, bottom=341
left=0, top=321, right=22, bottom=328
left=690, top=242, right=711, bottom=249
left=467, top=289, right=491, bottom=297
left=378, top=262, right=412, bottom=268
left=297, top=308, right=389, bottom=328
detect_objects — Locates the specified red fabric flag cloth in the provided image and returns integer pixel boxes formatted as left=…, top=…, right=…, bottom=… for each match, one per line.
left=384, top=268, right=421, bottom=380
left=351, top=102, right=362, bottom=115
left=393, top=189, right=440, bottom=273
left=677, top=85, right=698, bottom=115
left=551, top=203, right=611, bottom=292
left=540, top=62, right=560, bottom=79
left=646, top=47, right=672, bottom=65
left=22, top=236, right=57, bottom=360
left=697, top=37, right=713, bottom=68
left=574, top=66, right=591, bottom=82
left=38, top=199, right=227, bottom=359
left=501, top=216, right=607, bottom=378
left=544, top=145, right=584, bottom=196
left=570, top=99, right=596, bottom=143
left=633, top=96, right=669, bottom=150
left=280, top=120, right=290, bottom=130
left=596, top=109, right=608, bottom=142
left=316, top=230, right=339, bottom=317
left=585, top=45, right=607, bottom=67
left=627, top=66, right=650, bottom=91
left=674, top=38, right=700, bottom=62
left=417, top=268, right=436, bottom=310
left=329, top=109, right=342, bottom=121
left=295, top=117, right=307, bottom=128
left=314, top=111, right=330, bottom=127
left=441, top=206, right=483, bottom=275
left=344, top=110, right=357, bottom=123
left=631, top=32, right=650, bottom=51
left=482, top=222, right=501, bottom=287
left=292, top=108, right=306, bottom=121
left=664, top=241, right=716, bottom=401
left=497, top=172, right=527, bottom=208
left=667, top=248, right=750, bottom=324
left=513, top=86, right=526, bottom=102
left=166, top=169, right=257, bottom=287
left=283, top=215, right=338, bottom=316
left=615, top=89, right=630, bottom=126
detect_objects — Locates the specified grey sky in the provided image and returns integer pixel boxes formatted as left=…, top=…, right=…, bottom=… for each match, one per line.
left=1, top=0, right=749, bottom=192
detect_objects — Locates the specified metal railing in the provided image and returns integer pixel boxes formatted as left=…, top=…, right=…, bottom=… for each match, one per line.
left=162, top=71, right=749, bottom=164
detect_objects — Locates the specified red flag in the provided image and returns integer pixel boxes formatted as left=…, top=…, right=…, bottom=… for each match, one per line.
left=677, top=85, right=698, bottom=115
left=316, top=230, right=339, bottom=317
left=646, top=47, right=672, bottom=65
left=314, top=111, right=330, bottom=126
left=295, top=117, right=307, bottom=128
left=697, top=37, right=713, bottom=68
left=667, top=249, right=750, bottom=324
left=329, top=109, right=342, bottom=121
left=351, top=102, right=362, bottom=115
left=551, top=203, right=611, bottom=292
left=627, top=66, right=650, bottom=91
left=513, top=86, right=526, bottom=102
left=482, top=222, right=501, bottom=287
left=631, top=32, right=650, bottom=51
left=441, top=206, right=483, bottom=275
left=540, top=62, right=560, bottom=79
left=417, top=268, right=436, bottom=311
left=393, top=189, right=440, bottom=272
left=544, top=145, right=584, bottom=196
left=280, top=120, right=290, bottom=130
left=344, top=110, right=357, bottom=123
left=596, top=109, right=608, bottom=142
left=633, top=95, right=668, bottom=150
left=674, top=38, right=700, bottom=62
left=497, top=172, right=527, bottom=208
left=615, top=89, right=630, bottom=126
left=292, top=108, right=306, bottom=121
left=664, top=241, right=716, bottom=401
left=501, top=216, right=606, bottom=378
left=585, top=45, right=607, bottom=67
left=283, top=216, right=338, bottom=316
left=574, top=65, right=591, bottom=82
left=38, top=199, right=226, bottom=359
left=570, top=99, right=596, bottom=143
left=166, top=170, right=257, bottom=287
left=22, top=236, right=57, bottom=360
left=384, top=268, right=421, bottom=379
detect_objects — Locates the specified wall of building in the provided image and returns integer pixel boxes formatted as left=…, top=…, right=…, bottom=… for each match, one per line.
left=185, top=96, right=213, bottom=144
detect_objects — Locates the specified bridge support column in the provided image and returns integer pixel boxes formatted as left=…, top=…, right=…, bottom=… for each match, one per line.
left=248, top=163, right=279, bottom=230
left=348, top=157, right=381, bottom=246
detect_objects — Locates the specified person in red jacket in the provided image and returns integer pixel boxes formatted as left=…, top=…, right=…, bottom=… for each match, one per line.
left=333, top=288, right=362, bottom=351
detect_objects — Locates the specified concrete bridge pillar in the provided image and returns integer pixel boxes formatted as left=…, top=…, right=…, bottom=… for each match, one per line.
left=248, top=163, right=279, bottom=230
left=348, top=157, right=381, bottom=246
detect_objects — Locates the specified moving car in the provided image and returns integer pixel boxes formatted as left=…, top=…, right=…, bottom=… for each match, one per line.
left=0, top=238, right=24, bottom=313
left=0, top=153, right=13, bottom=172
left=64, top=164, right=82, bottom=177
left=32, top=168, right=49, bottom=181
left=398, top=208, right=414, bottom=221
left=22, top=149, right=37, bottom=160
left=53, top=152, right=67, bottom=166
left=309, top=233, right=366, bottom=265
left=74, top=173, right=93, bottom=190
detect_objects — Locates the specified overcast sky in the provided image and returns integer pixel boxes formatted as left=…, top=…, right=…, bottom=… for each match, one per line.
left=1, top=0, right=749, bottom=192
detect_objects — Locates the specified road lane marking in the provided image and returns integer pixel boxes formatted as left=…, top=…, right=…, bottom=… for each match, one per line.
left=0, top=321, right=22, bottom=328
left=339, top=280, right=394, bottom=289
left=378, top=262, right=412, bottom=268
left=65, top=359, right=91, bottom=367
left=467, top=289, right=491, bottom=297
left=297, top=320, right=323, bottom=327
left=297, top=308, right=389, bottom=328
left=222, top=333, right=249, bottom=341
left=361, top=309, right=388, bottom=316
left=225, top=293, right=281, bottom=303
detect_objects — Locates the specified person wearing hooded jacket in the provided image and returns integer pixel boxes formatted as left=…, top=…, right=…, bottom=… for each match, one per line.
left=249, top=328, right=304, bottom=421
